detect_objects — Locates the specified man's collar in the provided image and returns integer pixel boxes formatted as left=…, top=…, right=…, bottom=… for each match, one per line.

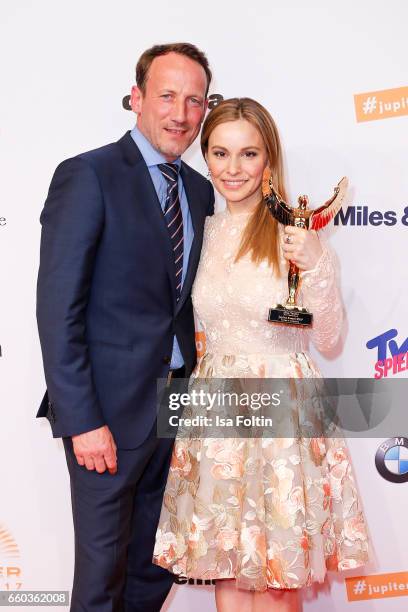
left=130, top=125, right=181, bottom=169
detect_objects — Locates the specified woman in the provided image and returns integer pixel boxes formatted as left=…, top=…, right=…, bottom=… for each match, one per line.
left=153, top=98, right=369, bottom=611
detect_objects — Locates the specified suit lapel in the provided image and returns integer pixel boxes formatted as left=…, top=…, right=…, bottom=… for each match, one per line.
left=118, top=132, right=177, bottom=303
left=175, top=163, right=205, bottom=315
left=117, top=132, right=207, bottom=314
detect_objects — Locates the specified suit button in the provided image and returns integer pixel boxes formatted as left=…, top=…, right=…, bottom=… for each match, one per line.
left=162, top=356, right=171, bottom=365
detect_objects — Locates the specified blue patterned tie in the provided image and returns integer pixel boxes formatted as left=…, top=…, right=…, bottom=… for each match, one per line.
left=158, top=163, right=184, bottom=300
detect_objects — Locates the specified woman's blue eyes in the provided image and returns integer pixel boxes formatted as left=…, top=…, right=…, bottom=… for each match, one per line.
left=213, top=151, right=257, bottom=158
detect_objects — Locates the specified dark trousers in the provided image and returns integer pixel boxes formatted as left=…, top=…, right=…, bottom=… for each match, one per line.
left=63, top=422, right=175, bottom=612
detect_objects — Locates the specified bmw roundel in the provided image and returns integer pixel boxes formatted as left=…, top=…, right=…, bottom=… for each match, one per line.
left=375, top=437, right=408, bottom=483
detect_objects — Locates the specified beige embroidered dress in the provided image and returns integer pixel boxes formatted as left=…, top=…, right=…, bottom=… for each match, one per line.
left=153, top=209, right=369, bottom=591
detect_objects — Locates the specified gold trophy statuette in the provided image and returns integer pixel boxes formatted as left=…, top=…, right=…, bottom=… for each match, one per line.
left=262, top=170, right=348, bottom=327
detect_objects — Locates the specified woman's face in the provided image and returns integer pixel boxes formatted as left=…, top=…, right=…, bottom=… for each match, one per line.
left=206, top=118, right=268, bottom=212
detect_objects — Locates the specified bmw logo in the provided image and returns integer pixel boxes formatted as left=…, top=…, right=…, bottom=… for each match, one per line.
left=375, top=437, right=408, bottom=483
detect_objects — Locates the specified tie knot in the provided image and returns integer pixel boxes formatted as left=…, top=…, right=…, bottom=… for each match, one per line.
left=158, top=163, right=179, bottom=184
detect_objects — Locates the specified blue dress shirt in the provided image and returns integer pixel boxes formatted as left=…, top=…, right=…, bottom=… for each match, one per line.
left=130, top=126, right=194, bottom=368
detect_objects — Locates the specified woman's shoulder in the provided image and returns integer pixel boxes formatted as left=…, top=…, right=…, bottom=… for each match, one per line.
left=204, top=209, right=229, bottom=231
left=206, top=209, right=229, bottom=223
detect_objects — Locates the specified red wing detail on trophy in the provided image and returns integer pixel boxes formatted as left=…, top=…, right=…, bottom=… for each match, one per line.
left=309, top=177, right=349, bottom=231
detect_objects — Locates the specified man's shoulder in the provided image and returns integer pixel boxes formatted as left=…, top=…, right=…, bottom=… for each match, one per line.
left=75, top=132, right=130, bottom=165
left=181, top=160, right=210, bottom=186
left=181, top=161, right=213, bottom=207
left=78, top=140, right=118, bottom=162
left=181, top=160, right=215, bottom=215
left=57, top=132, right=138, bottom=173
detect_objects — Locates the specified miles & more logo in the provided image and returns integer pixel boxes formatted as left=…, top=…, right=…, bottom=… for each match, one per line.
left=366, top=329, right=408, bottom=379
left=334, top=206, right=408, bottom=227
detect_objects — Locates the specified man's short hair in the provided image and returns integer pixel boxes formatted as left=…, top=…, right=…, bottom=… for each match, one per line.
left=136, top=42, right=212, bottom=97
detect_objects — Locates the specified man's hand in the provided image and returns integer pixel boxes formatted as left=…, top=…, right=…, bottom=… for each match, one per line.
left=72, top=425, right=117, bottom=474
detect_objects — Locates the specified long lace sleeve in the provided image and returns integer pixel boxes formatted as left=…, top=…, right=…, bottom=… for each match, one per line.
left=299, top=243, right=343, bottom=353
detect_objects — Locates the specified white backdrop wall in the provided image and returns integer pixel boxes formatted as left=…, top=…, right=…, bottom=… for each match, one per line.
left=1, top=1, right=407, bottom=610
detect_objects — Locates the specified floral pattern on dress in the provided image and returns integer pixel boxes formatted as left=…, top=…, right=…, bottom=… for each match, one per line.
left=153, top=210, right=370, bottom=591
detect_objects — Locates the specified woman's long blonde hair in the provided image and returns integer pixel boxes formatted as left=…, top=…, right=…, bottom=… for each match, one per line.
left=201, top=97, right=287, bottom=271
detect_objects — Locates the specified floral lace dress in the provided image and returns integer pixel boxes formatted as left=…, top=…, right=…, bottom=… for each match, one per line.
left=153, top=209, right=369, bottom=591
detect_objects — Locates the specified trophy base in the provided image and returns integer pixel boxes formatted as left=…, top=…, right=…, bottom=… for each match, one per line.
left=268, top=305, right=313, bottom=327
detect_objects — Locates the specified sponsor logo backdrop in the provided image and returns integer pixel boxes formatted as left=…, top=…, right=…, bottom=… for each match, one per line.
left=0, top=0, right=407, bottom=609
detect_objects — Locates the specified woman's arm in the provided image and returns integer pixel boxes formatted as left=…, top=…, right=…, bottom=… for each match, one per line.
left=299, top=243, right=344, bottom=352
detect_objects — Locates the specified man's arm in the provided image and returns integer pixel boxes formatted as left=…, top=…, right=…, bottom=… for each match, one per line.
left=37, top=156, right=105, bottom=436
left=37, top=156, right=117, bottom=473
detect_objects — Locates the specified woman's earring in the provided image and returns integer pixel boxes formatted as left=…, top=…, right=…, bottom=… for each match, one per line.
left=262, top=167, right=272, bottom=198
left=207, top=168, right=212, bottom=180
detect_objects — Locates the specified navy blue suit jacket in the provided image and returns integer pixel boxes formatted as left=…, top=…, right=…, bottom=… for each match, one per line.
left=36, top=131, right=214, bottom=448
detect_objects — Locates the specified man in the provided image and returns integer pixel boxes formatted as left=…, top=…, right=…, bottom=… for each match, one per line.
left=36, top=43, right=214, bottom=612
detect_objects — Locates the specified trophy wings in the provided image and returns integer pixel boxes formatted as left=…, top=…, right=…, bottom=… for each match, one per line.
left=263, top=176, right=349, bottom=231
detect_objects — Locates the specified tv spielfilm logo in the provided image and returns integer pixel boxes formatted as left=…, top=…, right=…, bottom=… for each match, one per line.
left=375, top=438, right=408, bottom=484
left=366, top=329, right=408, bottom=379
left=0, top=524, right=22, bottom=589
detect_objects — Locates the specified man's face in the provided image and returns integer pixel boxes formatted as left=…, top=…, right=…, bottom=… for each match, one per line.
left=131, top=52, right=208, bottom=161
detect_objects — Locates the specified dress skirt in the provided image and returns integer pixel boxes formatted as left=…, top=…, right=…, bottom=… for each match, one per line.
left=153, top=351, right=370, bottom=591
